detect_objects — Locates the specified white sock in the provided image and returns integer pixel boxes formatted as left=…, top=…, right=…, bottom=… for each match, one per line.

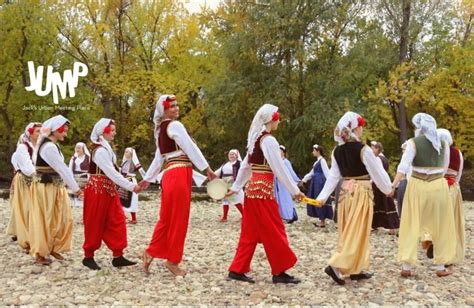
left=402, top=263, right=413, bottom=271
left=434, top=264, right=445, bottom=271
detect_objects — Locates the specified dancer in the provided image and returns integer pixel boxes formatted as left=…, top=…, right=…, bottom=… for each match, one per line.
left=227, top=104, right=304, bottom=284
left=82, top=119, right=141, bottom=270
left=215, top=149, right=244, bottom=222
left=274, top=145, right=300, bottom=223
left=6, top=122, right=41, bottom=248
left=370, top=141, right=400, bottom=234
left=302, top=144, right=333, bottom=227
left=392, top=113, right=456, bottom=277
left=120, top=147, right=146, bottom=224
left=140, top=94, right=215, bottom=276
left=30, top=115, right=80, bottom=265
left=69, top=142, right=90, bottom=207
left=316, top=111, right=392, bottom=285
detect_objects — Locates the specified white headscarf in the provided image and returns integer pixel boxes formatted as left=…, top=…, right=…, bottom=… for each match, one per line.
left=17, top=122, right=41, bottom=146
left=412, top=113, right=441, bottom=154
left=74, top=142, right=90, bottom=157
left=90, top=118, right=116, bottom=162
left=247, top=104, right=279, bottom=155
left=153, top=94, right=176, bottom=143
left=40, top=115, right=69, bottom=137
left=229, top=149, right=242, bottom=161
left=334, top=111, right=365, bottom=145
left=122, top=147, right=142, bottom=168
left=437, top=128, right=453, bottom=146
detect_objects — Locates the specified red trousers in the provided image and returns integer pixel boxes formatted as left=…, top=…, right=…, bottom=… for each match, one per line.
left=146, top=166, right=192, bottom=263
left=229, top=197, right=297, bottom=275
left=82, top=176, right=127, bottom=257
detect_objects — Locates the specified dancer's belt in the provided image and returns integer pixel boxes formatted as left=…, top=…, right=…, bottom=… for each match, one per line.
left=251, top=164, right=272, bottom=174
left=164, top=156, right=192, bottom=171
left=36, top=166, right=62, bottom=184
left=411, top=171, right=443, bottom=182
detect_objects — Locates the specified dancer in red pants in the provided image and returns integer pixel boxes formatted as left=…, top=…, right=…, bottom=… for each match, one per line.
left=82, top=118, right=141, bottom=270
left=139, top=94, right=215, bottom=276
left=227, top=104, right=305, bottom=284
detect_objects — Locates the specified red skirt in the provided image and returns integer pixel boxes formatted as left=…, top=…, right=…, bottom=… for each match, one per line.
left=229, top=172, right=297, bottom=275
left=82, top=175, right=127, bottom=257
left=146, top=165, right=193, bottom=263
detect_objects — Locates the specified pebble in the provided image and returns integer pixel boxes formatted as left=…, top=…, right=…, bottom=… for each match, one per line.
left=0, top=197, right=471, bottom=305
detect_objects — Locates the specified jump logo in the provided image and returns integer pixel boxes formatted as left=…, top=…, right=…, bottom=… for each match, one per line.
left=25, top=61, right=88, bottom=104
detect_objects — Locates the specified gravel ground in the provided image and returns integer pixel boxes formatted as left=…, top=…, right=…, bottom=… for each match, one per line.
left=0, top=194, right=472, bottom=306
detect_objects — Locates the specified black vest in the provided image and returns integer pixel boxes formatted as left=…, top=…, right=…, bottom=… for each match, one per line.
left=333, top=142, right=369, bottom=177
left=36, top=138, right=60, bottom=168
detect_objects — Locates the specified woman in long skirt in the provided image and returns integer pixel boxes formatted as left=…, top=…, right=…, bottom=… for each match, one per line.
left=120, top=147, right=146, bottom=224
left=302, top=144, right=333, bottom=227
left=215, top=149, right=244, bottom=222
left=69, top=142, right=90, bottom=207
left=274, top=145, right=300, bottom=223
left=370, top=141, right=400, bottom=234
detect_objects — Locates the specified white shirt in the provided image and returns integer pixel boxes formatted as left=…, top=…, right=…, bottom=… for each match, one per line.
left=317, top=145, right=392, bottom=202
left=215, top=161, right=236, bottom=179
left=93, top=147, right=135, bottom=191
left=39, top=142, right=80, bottom=192
left=396, top=139, right=449, bottom=175
left=11, top=144, right=35, bottom=176
left=302, top=157, right=329, bottom=183
left=231, top=135, right=301, bottom=196
left=144, top=121, right=209, bottom=182
left=69, top=155, right=88, bottom=173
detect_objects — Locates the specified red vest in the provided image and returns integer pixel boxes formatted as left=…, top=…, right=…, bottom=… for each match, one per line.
left=448, top=146, right=461, bottom=172
left=248, top=132, right=270, bottom=165
left=159, top=120, right=180, bottom=154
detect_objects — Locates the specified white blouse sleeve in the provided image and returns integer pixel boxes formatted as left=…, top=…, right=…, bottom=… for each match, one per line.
left=362, top=146, right=392, bottom=195
left=443, top=142, right=450, bottom=174
left=457, top=150, right=463, bottom=183
left=316, top=152, right=342, bottom=202
left=94, top=148, right=135, bottom=191
left=302, top=163, right=315, bottom=183
left=284, top=159, right=300, bottom=182
left=261, top=136, right=300, bottom=195
left=138, top=167, right=146, bottom=178
left=68, top=157, right=74, bottom=172
left=320, top=157, right=330, bottom=178
left=143, top=148, right=164, bottom=182
left=168, top=121, right=209, bottom=171
left=397, top=140, right=416, bottom=175
left=230, top=155, right=252, bottom=192
left=214, top=165, right=223, bottom=178
left=40, top=143, right=80, bottom=192
left=14, top=144, right=35, bottom=176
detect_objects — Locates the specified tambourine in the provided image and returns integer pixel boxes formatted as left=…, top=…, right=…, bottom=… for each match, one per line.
left=206, top=179, right=228, bottom=200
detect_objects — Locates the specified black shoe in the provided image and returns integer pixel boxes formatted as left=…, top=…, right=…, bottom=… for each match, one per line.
left=11, top=236, right=17, bottom=242
left=272, top=272, right=301, bottom=284
left=350, top=272, right=373, bottom=280
left=112, top=256, right=137, bottom=267
left=228, top=271, right=255, bottom=283
left=82, top=257, right=101, bottom=270
left=427, top=244, right=434, bottom=259
left=324, top=266, right=345, bottom=285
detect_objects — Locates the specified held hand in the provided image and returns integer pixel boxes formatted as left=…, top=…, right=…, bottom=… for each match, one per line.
left=206, top=167, right=217, bottom=181
left=133, top=185, right=142, bottom=193
left=386, top=189, right=395, bottom=198
left=75, top=189, right=83, bottom=198
left=138, top=180, right=150, bottom=190
left=295, top=192, right=305, bottom=202
left=225, top=189, right=236, bottom=198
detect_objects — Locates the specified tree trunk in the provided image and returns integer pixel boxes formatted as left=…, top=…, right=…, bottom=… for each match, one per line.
left=398, top=0, right=411, bottom=144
